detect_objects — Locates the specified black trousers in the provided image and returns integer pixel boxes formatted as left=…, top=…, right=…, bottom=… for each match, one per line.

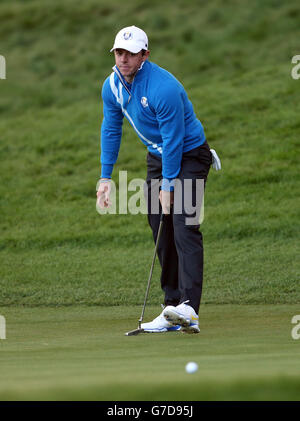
left=146, top=141, right=212, bottom=314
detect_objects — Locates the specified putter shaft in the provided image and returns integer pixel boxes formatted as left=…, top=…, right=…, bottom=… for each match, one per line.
left=125, top=213, right=164, bottom=336
left=139, top=213, right=164, bottom=325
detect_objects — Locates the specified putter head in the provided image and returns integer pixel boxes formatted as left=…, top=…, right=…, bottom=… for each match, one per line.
left=125, top=328, right=144, bottom=336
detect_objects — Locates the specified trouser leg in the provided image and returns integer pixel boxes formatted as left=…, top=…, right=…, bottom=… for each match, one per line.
left=146, top=158, right=181, bottom=307
left=146, top=142, right=212, bottom=314
left=172, top=142, right=212, bottom=313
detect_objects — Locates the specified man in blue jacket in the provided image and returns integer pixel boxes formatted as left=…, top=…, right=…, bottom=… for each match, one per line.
left=97, top=26, right=221, bottom=334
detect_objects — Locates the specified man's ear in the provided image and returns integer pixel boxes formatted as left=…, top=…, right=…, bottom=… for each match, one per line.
left=142, top=50, right=150, bottom=62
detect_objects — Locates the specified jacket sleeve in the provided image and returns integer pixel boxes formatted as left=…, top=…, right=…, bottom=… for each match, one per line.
left=154, top=80, right=185, bottom=191
left=100, top=76, right=124, bottom=178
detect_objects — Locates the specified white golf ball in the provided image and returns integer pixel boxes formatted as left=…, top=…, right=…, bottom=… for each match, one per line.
left=185, top=362, right=198, bottom=374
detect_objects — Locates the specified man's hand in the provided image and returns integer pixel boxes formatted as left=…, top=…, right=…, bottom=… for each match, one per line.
left=159, top=190, right=174, bottom=215
left=96, top=179, right=112, bottom=209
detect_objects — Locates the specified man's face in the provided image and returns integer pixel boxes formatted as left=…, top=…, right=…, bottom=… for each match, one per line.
left=114, top=48, right=149, bottom=82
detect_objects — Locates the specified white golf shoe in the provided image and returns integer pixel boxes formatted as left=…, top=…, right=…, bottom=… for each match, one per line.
left=141, top=309, right=181, bottom=333
left=163, top=301, right=200, bottom=334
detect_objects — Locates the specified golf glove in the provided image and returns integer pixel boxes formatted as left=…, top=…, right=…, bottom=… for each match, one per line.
left=210, top=149, right=221, bottom=171
left=96, top=179, right=112, bottom=209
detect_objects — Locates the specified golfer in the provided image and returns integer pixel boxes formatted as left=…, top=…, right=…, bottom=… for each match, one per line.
left=97, top=26, right=221, bottom=333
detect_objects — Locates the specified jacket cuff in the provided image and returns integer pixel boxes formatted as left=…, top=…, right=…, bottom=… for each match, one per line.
left=161, top=178, right=175, bottom=192
left=101, top=164, right=114, bottom=179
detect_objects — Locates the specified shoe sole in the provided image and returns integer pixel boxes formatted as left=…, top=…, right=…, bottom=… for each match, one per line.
left=142, top=326, right=181, bottom=333
left=163, top=309, right=200, bottom=334
left=181, top=324, right=200, bottom=334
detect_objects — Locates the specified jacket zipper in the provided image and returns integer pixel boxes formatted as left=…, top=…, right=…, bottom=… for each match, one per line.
left=113, top=65, right=132, bottom=103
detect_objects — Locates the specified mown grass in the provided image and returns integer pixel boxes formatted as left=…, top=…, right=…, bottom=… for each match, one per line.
left=0, top=0, right=299, bottom=306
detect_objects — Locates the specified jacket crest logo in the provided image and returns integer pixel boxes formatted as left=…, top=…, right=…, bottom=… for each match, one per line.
left=141, top=97, right=148, bottom=108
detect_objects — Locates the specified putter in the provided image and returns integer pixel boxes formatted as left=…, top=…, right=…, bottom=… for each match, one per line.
left=125, top=212, right=164, bottom=336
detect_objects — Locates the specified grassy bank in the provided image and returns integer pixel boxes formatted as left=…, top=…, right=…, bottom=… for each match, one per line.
left=0, top=0, right=299, bottom=306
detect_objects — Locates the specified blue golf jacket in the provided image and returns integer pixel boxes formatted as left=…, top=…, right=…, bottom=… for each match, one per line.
left=100, top=60, right=206, bottom=191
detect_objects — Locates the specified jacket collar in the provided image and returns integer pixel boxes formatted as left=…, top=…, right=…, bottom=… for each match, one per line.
left=112, top=60, right=149, bottom=94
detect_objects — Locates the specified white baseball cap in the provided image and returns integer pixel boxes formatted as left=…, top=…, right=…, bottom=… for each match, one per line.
left=110, top=26, right=148, bottom=54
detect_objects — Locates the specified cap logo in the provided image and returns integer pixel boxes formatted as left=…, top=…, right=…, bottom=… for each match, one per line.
left=123, top=32, right=133, bottom=40
left=141, top=97, right=148, bottom=108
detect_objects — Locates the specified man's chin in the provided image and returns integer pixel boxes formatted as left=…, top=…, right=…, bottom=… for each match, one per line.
left=119, top=68, right=130, bottom=74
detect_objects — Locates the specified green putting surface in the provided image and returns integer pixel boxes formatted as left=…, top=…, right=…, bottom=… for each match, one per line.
left=0, top=304, right=299, bottom=400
